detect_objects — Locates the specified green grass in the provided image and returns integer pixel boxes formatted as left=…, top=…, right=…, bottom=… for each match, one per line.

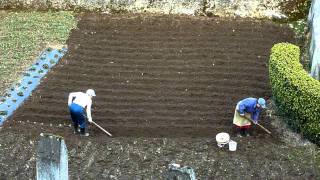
left=289, top=20, right=308, bottom=40
left=0, top=11, right=77, bottom=95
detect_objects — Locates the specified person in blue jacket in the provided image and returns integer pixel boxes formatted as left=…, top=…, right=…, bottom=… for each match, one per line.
left=68, top=89, right=96, bottom=136
left=233, top=97, right=267, bottom=137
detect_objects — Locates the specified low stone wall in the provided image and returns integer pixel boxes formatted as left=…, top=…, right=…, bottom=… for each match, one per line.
left=0, top=0, right=286, bottom=19
left=308, top=0, right=320, bottom=80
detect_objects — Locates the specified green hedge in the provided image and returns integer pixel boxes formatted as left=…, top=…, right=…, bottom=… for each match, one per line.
left=269, top=43, right=320, bottom=144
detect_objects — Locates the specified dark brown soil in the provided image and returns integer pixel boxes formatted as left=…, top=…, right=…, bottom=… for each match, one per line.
left=1, top=14, right=318, bottom=179
left=6, top=14, right=294, bottom=138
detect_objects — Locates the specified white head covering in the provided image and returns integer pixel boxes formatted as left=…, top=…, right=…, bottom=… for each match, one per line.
left=86, top=89, right=96, bottom=97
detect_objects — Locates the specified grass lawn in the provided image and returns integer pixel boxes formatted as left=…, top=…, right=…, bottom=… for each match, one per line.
left=0, top=10, right=76, bottom=96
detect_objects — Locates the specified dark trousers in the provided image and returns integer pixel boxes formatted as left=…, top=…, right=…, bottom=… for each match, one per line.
left=234, top=125, right=251, bottom=136
left=69, top=103, right=86, bottom=129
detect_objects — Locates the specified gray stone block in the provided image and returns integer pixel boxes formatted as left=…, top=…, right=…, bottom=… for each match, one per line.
left=36, top=133, right=68, bottom=180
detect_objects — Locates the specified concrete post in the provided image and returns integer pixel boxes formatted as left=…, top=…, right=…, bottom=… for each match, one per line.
left=36, top=133, right=68, bottom=180
left=167, top=163, right=196, bottom=180
left=308, top=0, right=320, bottom=80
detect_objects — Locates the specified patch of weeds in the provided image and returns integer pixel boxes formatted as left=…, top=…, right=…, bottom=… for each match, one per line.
left=4, top=93, right=11, bottom=98
left=49, top=59, right=56, bottom=64
left=12, top=99, right=17, bottom=103
left=109, top=7, right=129, bottom=14
left=23, top=73, right=30, bottom=77
left=42, top=64, right=49, bottom=69
left=289, top=20, right=308, bottom=40
left=316, top=149, right=320, bottom=171
left=0, top=111, right=8, bottom=116
left=33, top=76, right=39, bottom=78
left=28, top=81, right=32, bottom=84
left=279, top=0, right=311, bottom=21
left=40, top=57, right=46, bottom=60
left=29, top=66, right=37, bottom=71
left=17, top=91, right=24, bottom=97
left=10, top=87, right=14, bottom=91
left=54, top=54, right=59, bottom=58
left=22, top=86, right=27, bottom=90
left=38, top=69, right=44, bottom=74
left=46, top=47, right=53, bottom=52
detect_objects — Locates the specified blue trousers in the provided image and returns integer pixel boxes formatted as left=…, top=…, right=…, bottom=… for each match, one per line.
left=69, top=103, right=86, bottom=129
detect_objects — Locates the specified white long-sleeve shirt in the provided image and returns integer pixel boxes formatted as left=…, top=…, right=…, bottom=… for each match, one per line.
left=68, top=92, right=93, bottom=122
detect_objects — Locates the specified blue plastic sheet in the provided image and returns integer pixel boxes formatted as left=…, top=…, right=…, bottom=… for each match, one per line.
left=0, top=47, right=67, bottom=125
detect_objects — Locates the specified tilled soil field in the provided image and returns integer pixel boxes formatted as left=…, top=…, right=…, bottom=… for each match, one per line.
left=1, top=14, right=318, bottom=179
left=6, top=14, right=293, bottom=138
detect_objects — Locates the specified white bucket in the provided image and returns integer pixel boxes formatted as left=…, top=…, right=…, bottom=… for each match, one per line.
left=229, top=140, right=237, bottom=151
left=216, top=133, right=230, bottom=148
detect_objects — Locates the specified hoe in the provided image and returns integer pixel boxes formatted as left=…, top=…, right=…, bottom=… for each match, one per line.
left=92, top=121, right=112, bottom=137
left=244, top=117, right=271, bottom=134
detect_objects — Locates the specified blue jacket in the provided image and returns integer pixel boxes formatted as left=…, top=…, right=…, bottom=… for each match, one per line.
left=237, top=98, right=262, bottom=121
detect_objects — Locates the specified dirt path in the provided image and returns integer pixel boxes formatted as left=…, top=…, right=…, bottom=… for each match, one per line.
left=1, top=14, right=317, bottom=179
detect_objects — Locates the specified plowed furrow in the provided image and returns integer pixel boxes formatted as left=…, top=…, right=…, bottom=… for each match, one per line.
left=7, top=14, right=294, bottom=137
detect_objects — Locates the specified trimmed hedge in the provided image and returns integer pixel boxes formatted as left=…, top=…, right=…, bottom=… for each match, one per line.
left=269, top=43, right=320, bottom=144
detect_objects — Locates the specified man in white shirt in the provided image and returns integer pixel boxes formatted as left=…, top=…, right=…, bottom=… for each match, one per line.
left=68, top=89, right=96, bottom=136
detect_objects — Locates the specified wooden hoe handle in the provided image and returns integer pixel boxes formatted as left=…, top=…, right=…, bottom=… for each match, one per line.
left=92, top=121, right=113, bottom=137
left=245, top=117, right=271, bottom=134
